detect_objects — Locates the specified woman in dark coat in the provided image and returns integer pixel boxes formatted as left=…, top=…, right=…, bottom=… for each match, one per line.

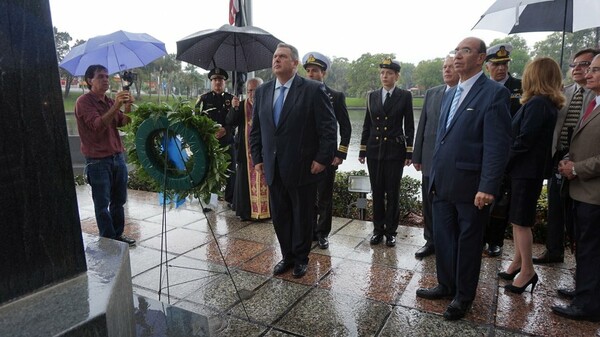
left=500, top=58, right=565, bottom=294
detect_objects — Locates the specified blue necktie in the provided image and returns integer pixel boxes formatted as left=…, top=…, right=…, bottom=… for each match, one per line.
left=273, top=86, right=286, bottom=126
left=446, top=85, right=463, bottom=129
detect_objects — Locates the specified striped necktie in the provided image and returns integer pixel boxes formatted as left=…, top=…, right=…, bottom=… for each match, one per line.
left=446, top=85, right=463, bottom=128
left=560, top=87, right=584, bottom=147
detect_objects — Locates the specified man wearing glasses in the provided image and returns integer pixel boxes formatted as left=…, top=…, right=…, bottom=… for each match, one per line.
left=534, top=49, right=600, bottom=267
left=552, top=54, right=600, bottom=322
left=416, top=37, right=511, bottom=321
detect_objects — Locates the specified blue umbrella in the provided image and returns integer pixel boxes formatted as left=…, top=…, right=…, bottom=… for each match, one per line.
left=59, top=30, right=167, bottom=76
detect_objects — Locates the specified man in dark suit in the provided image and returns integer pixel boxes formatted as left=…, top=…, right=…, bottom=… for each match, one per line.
left=416, top=37, right=511, bottom=321
left=302, top=52, right=352, bottom=250
left=413, top=56, right=459, bottom=258
left=482, top=44, right=523, bottom=257
left=359, top=58, right=414, bottom=248
left=553, top=54, right=600, bottom=322
left=534, top=48, right=599, bottom=265
left=250, top=43, right=337, bottom=278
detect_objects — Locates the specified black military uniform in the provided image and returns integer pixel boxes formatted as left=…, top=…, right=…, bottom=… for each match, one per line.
left=195, top=67, right=236, bottom=205
left=483, top=44, right=523, bottom=256
left=360, top=58, right=414, bottom=247
left=302, top=52, right=352, bottom=248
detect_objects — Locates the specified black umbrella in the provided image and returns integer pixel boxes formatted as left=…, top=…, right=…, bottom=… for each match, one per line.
left=176, top=24, right=283, bottom=73
left=472, top=0, right=600, bottom=67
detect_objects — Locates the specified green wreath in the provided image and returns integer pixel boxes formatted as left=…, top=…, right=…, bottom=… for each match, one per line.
left=121, top=98, right=230, bottom=203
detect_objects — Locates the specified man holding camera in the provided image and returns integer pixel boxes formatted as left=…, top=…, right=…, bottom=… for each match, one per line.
left=75, top=64, right=136, bottom=246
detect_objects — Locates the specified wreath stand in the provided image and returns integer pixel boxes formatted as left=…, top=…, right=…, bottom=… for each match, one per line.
left=135, top=116, right=250, bottom=320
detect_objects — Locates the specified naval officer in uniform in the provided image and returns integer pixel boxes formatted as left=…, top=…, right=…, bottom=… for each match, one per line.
left=359, top=58, right=414, bottom=247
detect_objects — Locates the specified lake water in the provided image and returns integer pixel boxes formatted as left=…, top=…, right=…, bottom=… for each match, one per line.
left=65, top=108, right=424, bottom=181
left=342, top=108, right=422, bottom=182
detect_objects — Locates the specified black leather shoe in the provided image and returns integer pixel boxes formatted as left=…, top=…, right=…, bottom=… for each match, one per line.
left=317, top=236, right=329, bottom=249
left=416, top=285, right=454, bottom=300
left=557, top=288, right=575, bottom=299
left=292, top=264, right=308, bottom=278
left=202, top=207, right=213, bottom=212
left=370, top=234, right=383, bottom=245
left=532, top=251, right=564, bottom=264
left=552, top=305, right=600, bottom=322
left=385, top=235, right=396, bottom=247
left=273, top=260, right=294, bottom=275
left=485, top=245, right=502, bottom=257
left=415, top=244, right=435, bottom=258
left=443, top=299, right=472, bottom=321
left=116, top=235, right=136, bottom=246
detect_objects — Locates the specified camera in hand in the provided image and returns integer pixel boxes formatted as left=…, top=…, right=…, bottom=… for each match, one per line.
left=121, top=71, right=137, bottom=91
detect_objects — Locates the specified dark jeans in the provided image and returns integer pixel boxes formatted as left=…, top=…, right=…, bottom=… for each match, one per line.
left=85, top=153, right=128, bottom=239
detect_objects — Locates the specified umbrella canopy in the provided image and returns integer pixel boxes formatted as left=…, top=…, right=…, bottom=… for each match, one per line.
left=472, top=0, right=600, bottom=34
left=59, top=30, right=167, bottom=76
left=176, top=24, right=283, bottom=72
left=472, top=0, right=600, bottom=67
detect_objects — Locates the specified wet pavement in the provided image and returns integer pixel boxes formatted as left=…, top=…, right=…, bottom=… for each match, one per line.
left=76, top=186, right=600, bottom=336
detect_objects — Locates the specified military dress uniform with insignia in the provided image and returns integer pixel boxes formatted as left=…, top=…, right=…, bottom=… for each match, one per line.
left=483, top=44, right=523, bottom=256
left=360, top=58, right=414, bottom=245
left=302, top=52, right=352, bottom=246
left=195, top=67, right=236, bottom=204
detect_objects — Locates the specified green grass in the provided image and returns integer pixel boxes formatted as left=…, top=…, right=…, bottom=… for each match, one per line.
left=62, top=91, right=188, bottom=112
left=346, top=96, right=423, bottom=109
left=62, top=91, right=423, bottom=112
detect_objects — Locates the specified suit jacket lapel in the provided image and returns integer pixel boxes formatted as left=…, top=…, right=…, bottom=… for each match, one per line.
left=275, top=76, right=301, bottom=129
left=574, top=104, right=600, bottom=137
left=438, top=86, right=455, bottom=139
left=445, top=75, right=485, bottom=133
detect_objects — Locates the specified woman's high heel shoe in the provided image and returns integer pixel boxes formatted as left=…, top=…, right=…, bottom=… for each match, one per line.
left=498, top=268, right=521, bottom=280
left=505, top=273, right=539, bottom=294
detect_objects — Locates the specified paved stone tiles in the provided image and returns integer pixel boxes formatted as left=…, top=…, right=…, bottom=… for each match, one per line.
left=75, top=185, right=600, bottom=336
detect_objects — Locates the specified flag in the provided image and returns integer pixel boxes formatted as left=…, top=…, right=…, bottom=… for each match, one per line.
left=229, top=0, right=239, bottom=25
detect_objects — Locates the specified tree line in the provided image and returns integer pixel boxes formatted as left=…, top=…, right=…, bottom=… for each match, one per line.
left=55, top=27, right=600, bottom=101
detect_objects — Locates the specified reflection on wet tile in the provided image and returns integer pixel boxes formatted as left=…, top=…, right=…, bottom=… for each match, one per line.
left=334, top=219, right=374, bottom=238
left=176, top=300, right=269, bottom=337
left=128, top=245, right=176, bottom=277
left=226, top=221, right=279, bottom=246
left=132, top=255, right=227, bottom=300
left=239, top=247, right=283, bottom=276
left=182, top=269, right=269, bottom=311
left=330, top=216, right=353, bottom=234
left=350, top=241, right=421, bottom=270
left=186, top=237, right=268, bottom=267
left=496, top=286, right=600, bottom=336
left=395, top=225, right=428, bottom=247
left=319, top=259, right=412, bottom=304
left=185, top=213, right=251, bottom=236
left=124, top=203, right=166, bottom=221
left=139, top=227, right=215, bottom=255
left=380, top=305, right=489, bottom=336
left=123, top=219, right=173, bottom=243
left=144, top=208, right=205, bottom=227
left=312, top=233, right=363, bottom=259
left=230, top=278, right=310, bottom=325
left=80, top=218, right=99, bottom=235
left=275, top=287, right=391, bottom=336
